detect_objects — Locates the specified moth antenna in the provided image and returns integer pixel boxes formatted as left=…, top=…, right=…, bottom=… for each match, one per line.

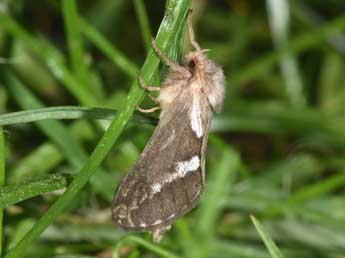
left=188, top=10, right=202, bottom=52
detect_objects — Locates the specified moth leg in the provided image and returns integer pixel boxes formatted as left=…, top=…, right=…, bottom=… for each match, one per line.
left=138, top=75, right=160, bottom=92
left=146, top=93, right=159, bottom=103
left=151, top=39, right=184, bottom=71
left=143, top=86, right=160, bottom=92
left=136, top=105, right=160, bottom=113
left=138, top=75, right=160, bottom=103
left=187, top=10, right=202, bottom=51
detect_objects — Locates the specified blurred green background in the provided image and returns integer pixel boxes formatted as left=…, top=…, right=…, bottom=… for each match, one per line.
left=1, top=0, right=345, bottom=257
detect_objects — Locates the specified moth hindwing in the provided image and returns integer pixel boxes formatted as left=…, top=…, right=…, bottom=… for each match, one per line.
left=112, top=11, right=225, bottom=243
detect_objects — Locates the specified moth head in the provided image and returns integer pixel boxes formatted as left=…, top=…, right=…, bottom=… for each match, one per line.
left=183, top=49, right=226, bottom=113
left=182, top=49, right=210, bottom=75
left=181, top=10, right=225, bottom=113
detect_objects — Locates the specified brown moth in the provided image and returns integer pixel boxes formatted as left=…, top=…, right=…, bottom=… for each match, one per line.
left=112, top=11, right=225, bottom=242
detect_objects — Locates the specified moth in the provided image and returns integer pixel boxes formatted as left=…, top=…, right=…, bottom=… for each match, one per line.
left=112, top=11, right=225, bottom=242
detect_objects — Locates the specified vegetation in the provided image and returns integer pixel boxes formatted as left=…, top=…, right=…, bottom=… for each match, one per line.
left=1, top=0, right=345, bottom=257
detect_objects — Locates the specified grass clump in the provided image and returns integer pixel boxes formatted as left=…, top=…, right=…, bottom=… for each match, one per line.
left=1, top=0, right=345, bottom=257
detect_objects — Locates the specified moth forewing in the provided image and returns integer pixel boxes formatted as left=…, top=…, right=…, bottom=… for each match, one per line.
left=112, top=95, right=209, bottom=241
left=112, top=11, right=225, bottom=243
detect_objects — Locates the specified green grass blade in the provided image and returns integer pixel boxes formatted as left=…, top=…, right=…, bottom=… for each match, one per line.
left=213, top=101, right=345, bottom=147
left=6, top=219, right=36, bottom=253
left=186, top=137, right=240, bottom=258
left=250, top=215, right=286, bottom=258
left=113, top=236, right=181, bottom=258
left=266, top=0, right=305, bottom=106
left=10, top=101, right=342, bottom=145
left=0, top=106, right=157, bottom=126
left=0, top=174, right=68, bottom=209
left=80, top=18, right=139, bottom=79
left=9, top=143, right=63, bottom=183
left=288, top=171, right=345, bottom=204
left=5, top=74, right=94, bottom=170
left=3, top=0, right=191, bottom=257
left=264, top=171, right=345, bottom=217
left=86, top=0, right=129, bottom=31
left=233, top=15, right=345, bottom=87
left=62, top=0, right=92, bottom=92
left=0, top=127, right=5, bottom=256
left=133, top=0, right=152, bottom=52
left=0, top=13, right=97, bottom=106
left=5, top=73, right=114, bottom=200
left=212, top=240, right=312, bottom=258
left=6, top=102, right=343, bottom=150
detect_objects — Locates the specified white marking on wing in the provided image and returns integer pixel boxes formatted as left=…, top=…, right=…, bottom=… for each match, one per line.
left=158, top=156, right=200, bottom=186
left=127, top=214, right=134, bottom=227
left=160, top=129, right=175, bottom=151
left=190, top=96, right=203, bottom=138
left=176, top=156, right=200, bottom=177
left=118, top=214, right=126, bottom=219
left=150, top=156, right=200, bottom=197
left=116, top=205, right=128, bottom=219
left=151, top=183, right=162, bottom=194
left=167, top=213, right=175, bottom=220
left=139, top=193, right=148, bottom=204
left=164, top=156, right=200, bottom=183
left=151, top=219, right=163, bottom=226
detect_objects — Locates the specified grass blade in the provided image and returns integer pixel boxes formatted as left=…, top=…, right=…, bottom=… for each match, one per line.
left=0, top=174, right=68, bottom=209
left=233, top=15, right=345, bottom=87
left=3, top=0, right=191, bottom=257
left=266, top=0, right=305, bottom=106
left=186, top=138, right=240, bottom=258
left=62, top=0, right=92, bottom=92
left=0, top=128, right=5, bottom=256
left=133, top=0, right=152, bottom=52
left=113, top=236, right=181, bottom=258
left=251, top=215, right=286, bottom=258
left=0, top=13, right=97, bottom=106
left=264, top=171, right=345, bottom=217
left=9, top=143, right=63, bottom=183
left=5, top=73, right=115, bottom=200
left=0, top=106, right=157, bottom=126
left=80, top=18, right=139, bottom=78
left=212, top=100, right=345, bottom=147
